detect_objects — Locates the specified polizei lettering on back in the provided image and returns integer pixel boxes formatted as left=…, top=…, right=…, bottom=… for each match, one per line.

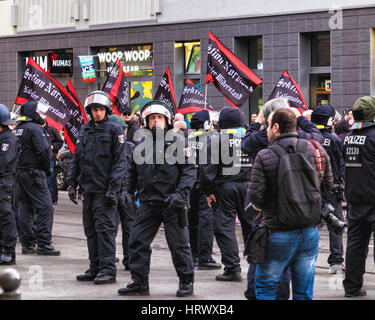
left=343, top=135, right=367, bottom=145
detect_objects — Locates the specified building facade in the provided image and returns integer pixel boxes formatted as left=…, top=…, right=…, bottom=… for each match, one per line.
left=0, top=0, right=375, bottom=120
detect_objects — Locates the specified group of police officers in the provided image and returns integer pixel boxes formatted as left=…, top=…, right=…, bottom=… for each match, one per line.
left=0, top=88, right=374, bottom=298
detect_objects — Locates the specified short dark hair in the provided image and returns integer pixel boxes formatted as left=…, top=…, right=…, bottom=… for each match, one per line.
left=271, top=108, right=297, bottom=134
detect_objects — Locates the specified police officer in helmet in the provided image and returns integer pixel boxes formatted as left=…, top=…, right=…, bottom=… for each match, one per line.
left=0, top=104, right=19, bottom=265
left=118, top=100, right=196, bottom=297
left=15, top=101, right=60, bottom=256
left=67, top=90, right=126, bottom=285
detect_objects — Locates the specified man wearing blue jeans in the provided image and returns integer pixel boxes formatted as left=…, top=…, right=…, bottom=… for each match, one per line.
left=248, top=107, right=333, bottom=300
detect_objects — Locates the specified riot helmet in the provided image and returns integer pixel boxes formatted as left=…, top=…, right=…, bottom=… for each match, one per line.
left=141, top=100, right=173, bottom=129
left=84, top=91, right=113, bottom=118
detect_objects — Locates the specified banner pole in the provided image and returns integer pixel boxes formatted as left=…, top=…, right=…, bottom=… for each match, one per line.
left=204, top=83, right=208, bottom=109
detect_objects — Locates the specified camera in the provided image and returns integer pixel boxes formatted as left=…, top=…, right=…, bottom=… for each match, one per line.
left=321, top=203, right=347, bottom=235
left=333, top=183, right=345, bottom=201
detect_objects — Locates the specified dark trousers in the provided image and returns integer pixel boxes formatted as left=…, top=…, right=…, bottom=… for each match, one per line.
left=47, top=160, right=58, bottom=203
left=325, top=191, right=344, bottom=265
left=213, top=181, right=248, bottom=273
left=198, top=194, right=215, bottom=263
left=0, top=176, right=18, bottom=253
left=343, top=204, right=375, bottom=294
left=83, top=192, right=117, bottom=276
left=129, top=203, right=194, bottom=285
left=115, top=192, right=137, bottom=267
left=188, top=187, right=200, bottom=260
left=17, top=169, right=54, bottom=247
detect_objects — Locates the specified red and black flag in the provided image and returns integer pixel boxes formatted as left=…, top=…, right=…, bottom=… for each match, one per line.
left=268, top=69, right=309, bottom=112
left=15, top=57, right=77, bottom=131
left=206, top=31, right=263, bottom=108
left=177, top=78, right=213, bottom=114
left=153, top=67, right=177, bottom=114
left=102, top=59, right=129, bottom=115
left=64, top=80, right=87, bottom=154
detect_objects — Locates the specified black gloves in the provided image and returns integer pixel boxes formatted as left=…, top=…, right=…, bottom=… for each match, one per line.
left=168, top=192, right=188, bottom=209
left=68, top=186, right=78, bottom=205
left=105, top=190, right=117, bottom=207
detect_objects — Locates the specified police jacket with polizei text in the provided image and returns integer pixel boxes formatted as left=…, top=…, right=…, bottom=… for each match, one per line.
left=320, top=129, right=345, bottom=185
left=200, top=129, right=252, bottom=196
left=14, top=121, right=51, bottom=173
left=126, top=130, right=197, bottom=204
left=343, top=123, right=375, bottom=205
left=0, top=128, right=19, bottom=178
left=249, top=133, right=333, bottom=231
left=241, top=115, right=324, bottom=160
left=187, top=129, right=217, bottom=188
left=67, top=119, right=126, bottom=193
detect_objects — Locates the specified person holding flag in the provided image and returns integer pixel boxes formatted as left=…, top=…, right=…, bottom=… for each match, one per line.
left=14, top=101, right=61, bottom=256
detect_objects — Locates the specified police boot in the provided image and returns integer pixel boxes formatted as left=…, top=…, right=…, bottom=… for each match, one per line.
left=93, top=273, right=116, bottom=285
left=0, top=252, right=16, bottom=265
left=215, top=270, right=242, bottom=282
left=37, top=245, right=61, bottom=256
left=118, top=279, right=150, bottom=296
left=22, top=244, right=36, bottom=254
left=197, top=258, right=222, bottom=270
left=76, top=269, right=98, bottom=281
left=176, top=280, right=194, bottom=297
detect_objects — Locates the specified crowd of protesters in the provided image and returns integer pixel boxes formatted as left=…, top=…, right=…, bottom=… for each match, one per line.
left=0, top=91, right=374, bottom=299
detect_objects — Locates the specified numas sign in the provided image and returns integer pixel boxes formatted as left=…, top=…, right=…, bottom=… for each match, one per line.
left=24, top=52, right=73, bottom=74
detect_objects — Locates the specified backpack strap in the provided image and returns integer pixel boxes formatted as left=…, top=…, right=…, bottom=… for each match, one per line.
left=308, top=140, right=325, bottom=173
left=268, top=143, right=288, bottom=159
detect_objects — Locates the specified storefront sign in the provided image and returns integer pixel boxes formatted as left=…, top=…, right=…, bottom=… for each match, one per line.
left=79, top=55, right=96, bottom=83
left=48, top=53, right=73, bottom=73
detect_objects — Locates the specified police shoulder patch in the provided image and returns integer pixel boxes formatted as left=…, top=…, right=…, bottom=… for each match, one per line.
left=1, top=143, right=9, bottom=152
left=118, top=135, right=125, bottom=144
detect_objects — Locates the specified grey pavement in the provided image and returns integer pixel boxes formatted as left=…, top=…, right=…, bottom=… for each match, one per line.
left=1, top=191, right=375, bottom=300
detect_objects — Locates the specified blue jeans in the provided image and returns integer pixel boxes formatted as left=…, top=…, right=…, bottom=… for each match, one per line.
left=255, top=226, right=319, bottom=300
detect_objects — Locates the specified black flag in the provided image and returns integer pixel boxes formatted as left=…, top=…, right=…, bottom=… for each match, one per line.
left=177, top=78, right=213, bottom=114
left=153, top=67, right=177, bottom=114
left=206, top=31, right=262, bottom=108
left=15, top=57, right=76, bottom=131
left=267, top=69, right=309, bottom=112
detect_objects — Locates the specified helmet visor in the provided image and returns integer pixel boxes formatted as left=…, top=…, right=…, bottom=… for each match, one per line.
left=84, top=92, right=112, bottom=109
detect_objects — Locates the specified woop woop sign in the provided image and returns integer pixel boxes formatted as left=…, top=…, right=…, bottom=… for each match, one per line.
left=15, top=57, right=76, bottom=131
left=206, top=31, right=262, bottom=108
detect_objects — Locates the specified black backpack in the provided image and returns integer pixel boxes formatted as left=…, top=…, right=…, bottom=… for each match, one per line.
left=268, top=139, right=322, bottom=228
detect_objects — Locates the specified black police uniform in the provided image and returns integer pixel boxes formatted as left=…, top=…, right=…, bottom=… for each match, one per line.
left=68, top=118, right=126, bottom=281
left=187, top=128, right=219, bottom=266
left=319, top=129, right=345, bottom=266
left=124, top=128, right=196, bottom=290
left=15, top=103, right=57, bottom=254
left=116, top=140, right=137, bottom=270
left=200, top=126, right=252, bottom=280
left=0, top=127, right=19, bottom=263
left=342, top=121, right=375, bottom=295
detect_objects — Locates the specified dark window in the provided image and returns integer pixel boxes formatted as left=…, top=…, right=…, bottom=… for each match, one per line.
left=311, top=33, right=330, bottom=67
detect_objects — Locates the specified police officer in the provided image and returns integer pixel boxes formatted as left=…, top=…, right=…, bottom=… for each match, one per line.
left=15, top=101, right=60, bottom=256
left=311, top=105, right=346, bottom=274
left=108, top=114, right=137, bottom=271
left=118, top=100, right=196, bottom=297
left=67, top=91, right=126, bottom=285
left=342, top=96, right=375, bottom=297
left=200, top=107, right=252, bottom=282
left=188, top=110, right=221, bottom=269
left=0, top=105, right=19, bottom=265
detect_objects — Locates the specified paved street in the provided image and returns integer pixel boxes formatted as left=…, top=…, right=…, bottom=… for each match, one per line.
left=1, top=191, right=375, bottom=300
